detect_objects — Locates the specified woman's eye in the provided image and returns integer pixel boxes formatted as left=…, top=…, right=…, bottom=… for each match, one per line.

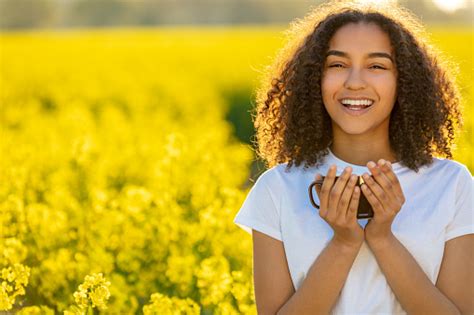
left=328, top=64, right=386, bottom=69
left=370, top=65, right=386, bottom=70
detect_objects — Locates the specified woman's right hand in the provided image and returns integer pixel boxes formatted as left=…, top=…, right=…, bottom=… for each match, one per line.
left=314, top=164, right=364, bottom=248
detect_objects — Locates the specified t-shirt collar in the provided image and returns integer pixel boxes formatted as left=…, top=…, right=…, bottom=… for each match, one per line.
left=325, top=147, right=402, bottom=175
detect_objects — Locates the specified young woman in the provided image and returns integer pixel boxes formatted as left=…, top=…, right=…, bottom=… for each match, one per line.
left=233, top=0, right=473, bottom=314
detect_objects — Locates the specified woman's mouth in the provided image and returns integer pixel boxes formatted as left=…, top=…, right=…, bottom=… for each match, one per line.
left=339, top=99, right=374, bottom=116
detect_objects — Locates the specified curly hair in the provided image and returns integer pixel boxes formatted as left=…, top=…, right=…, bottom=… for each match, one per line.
left=252, top=0, right=463, bottom=173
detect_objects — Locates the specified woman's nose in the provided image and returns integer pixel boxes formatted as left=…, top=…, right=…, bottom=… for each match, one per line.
left=343, top=68, right=367, bottom=90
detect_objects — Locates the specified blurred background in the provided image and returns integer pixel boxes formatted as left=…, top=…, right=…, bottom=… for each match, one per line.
left=0, top=0, right=472, bottom=314
left=0, top=0, right=472, bottom=29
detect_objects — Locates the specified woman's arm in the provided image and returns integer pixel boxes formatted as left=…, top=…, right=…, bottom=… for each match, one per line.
left=436, top=234, right=474, bottom=314
left=277, top=166, right=365, bottom=314
left=360, top=159, right=472, bottom=314
left=367, top=233, right=472, bottom=315
left=277, top=238, right=362, bottom=315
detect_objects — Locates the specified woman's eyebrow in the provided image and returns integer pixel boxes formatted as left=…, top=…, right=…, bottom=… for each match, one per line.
left=326, top=50, right=394, bottom=63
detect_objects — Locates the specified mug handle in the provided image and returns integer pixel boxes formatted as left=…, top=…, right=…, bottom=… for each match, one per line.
left=308, top=180, right=324, bottom=209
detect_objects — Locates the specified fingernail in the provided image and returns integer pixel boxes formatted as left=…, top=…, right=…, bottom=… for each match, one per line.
left=387, top=161, right=392, bottom=168
left=367, top=161, right=376, bottom=168
left=379, top=159, right=385, bottom=166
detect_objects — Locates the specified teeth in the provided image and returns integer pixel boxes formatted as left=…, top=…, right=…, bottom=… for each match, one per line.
left=346, top=106, right=367, bottom=111
left=341, top=99, right=373, bottom=106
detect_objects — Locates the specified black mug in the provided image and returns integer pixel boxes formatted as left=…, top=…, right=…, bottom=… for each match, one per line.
left=308, top=175, right=374, bottom=219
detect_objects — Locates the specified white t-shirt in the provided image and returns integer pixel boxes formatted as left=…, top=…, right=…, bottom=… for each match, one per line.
left=233, top=148, right=474, bottom=314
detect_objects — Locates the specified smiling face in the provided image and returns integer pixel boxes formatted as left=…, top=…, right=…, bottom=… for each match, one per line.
left=321, top=21, right=398, bottom=138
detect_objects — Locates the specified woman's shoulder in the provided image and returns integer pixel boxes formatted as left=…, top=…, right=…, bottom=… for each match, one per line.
left=254, top=161, right=316, bottom=194
left=258, top=161, right=311, bottom=179
left=426, top=157, right=472, bottom=184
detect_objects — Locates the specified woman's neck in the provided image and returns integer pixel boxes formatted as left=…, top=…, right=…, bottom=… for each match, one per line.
left=329, top=140, right=398, bottom=167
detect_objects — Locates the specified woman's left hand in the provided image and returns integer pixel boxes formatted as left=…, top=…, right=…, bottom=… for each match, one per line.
left=361, top=159, right=406, bottom=247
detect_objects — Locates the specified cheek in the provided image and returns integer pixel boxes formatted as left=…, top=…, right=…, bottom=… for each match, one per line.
left=371, top=74, right=397, bottom=95
left=321, top=74, right=339, bottom=99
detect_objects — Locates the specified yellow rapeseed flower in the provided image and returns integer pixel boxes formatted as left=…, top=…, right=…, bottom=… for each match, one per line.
left=142, top=292, right=200, bottom=315
left=17, top=305, right=55, bottom=315
left=0, top=263, right=30, bottom=311
left=72, top=273, right=111, bottom=311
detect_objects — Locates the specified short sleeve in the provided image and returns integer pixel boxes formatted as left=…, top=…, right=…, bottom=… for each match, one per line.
left=445, top=166, right=474, bottom=242
left=233, top=172, right=283, bottom=241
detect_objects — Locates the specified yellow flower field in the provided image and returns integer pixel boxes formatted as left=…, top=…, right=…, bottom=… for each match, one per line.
left=0, top=25, right=472, bottom=314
